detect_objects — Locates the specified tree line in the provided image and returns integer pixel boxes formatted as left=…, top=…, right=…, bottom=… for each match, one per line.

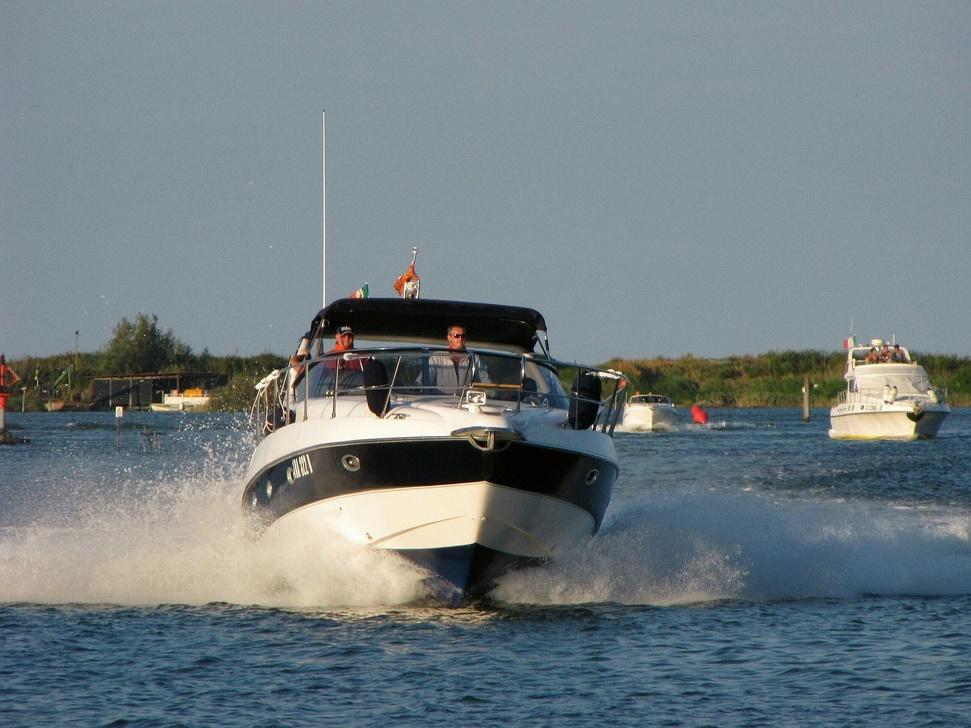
left=604, top=349, right=971, bottom=407
left=6, top=314, right=284, bottom=411
left=6, top=314, right=970, bottom=410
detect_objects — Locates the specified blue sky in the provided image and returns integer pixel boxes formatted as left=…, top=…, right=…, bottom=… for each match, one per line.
left=3, top=1, right=969, bottom=363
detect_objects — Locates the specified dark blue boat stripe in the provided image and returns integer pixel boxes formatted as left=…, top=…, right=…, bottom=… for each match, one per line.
left=243, top=439, right=615, bottom=530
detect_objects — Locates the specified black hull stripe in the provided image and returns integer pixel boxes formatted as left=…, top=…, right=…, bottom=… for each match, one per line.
left=243, top=439, right=616, bottom=530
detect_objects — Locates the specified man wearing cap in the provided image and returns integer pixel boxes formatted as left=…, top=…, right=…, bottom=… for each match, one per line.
left=326, top=326, right=364, bottom=371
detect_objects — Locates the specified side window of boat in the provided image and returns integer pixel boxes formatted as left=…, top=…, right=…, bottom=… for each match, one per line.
left=529, top=362, right=569, bottom=408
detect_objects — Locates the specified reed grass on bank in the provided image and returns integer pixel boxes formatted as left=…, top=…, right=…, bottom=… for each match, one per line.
left=601, top=350, right=971, bottom=408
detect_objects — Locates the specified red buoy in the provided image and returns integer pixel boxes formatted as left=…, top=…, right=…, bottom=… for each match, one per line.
left=690, top=404, right=709, bottom=424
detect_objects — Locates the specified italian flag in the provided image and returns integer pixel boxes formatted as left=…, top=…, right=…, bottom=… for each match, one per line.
left=350, top=282, right=369, bottom=299
left=843, top=336, right=856, bottom=349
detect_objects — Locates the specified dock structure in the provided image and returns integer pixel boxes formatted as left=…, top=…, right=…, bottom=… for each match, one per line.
left=89, top=371, right=227, bottom=410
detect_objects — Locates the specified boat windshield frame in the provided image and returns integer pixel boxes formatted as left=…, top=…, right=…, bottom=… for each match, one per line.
left=251, top=344, right=628, bottom=437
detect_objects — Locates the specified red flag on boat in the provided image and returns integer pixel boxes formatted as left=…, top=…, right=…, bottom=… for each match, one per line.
left=393, top=251, right=421, bottom=299
left=843, top=336, right=856, bottom=349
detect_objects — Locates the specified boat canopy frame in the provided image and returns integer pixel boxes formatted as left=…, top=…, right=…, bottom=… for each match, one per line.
left=309, top=298, right=551, bottom=355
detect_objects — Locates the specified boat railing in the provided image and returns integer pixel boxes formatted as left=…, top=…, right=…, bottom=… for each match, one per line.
left=250, top=346, right=628, bottom=438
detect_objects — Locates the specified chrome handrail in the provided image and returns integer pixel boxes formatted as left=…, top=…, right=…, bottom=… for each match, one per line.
left=250, top=346, right=629, bottom=438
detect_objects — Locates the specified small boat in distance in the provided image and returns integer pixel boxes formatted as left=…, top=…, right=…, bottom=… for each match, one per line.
left=150, top=388, right=211, bottom=412
left=615, top=392, right=678, bottom=432
left=243, top=297, right=627, bottom=601
left=829, top=338, right=950, bottom=440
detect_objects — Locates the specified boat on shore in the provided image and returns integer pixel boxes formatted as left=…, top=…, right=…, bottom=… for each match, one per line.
left=150, top=388, right=211, bottom=412
left=243, top=297, right=627, bottom=600
left=615, top=392, right=677, bottom=432
left=829, top=339, right=950, bottom=440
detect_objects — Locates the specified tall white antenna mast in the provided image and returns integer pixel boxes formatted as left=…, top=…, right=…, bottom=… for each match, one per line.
left=321, top=109, right=327, bottom=307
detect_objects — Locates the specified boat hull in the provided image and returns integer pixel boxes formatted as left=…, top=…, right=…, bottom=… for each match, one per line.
left=829, top=406, right=950, bottom=440
left=242, top=437, right=616, bottom=597
left=617, top=405, right=678, bottom=432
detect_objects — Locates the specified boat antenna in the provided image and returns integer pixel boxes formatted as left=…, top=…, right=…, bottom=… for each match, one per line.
left=321, top=109, right=327, bottom=307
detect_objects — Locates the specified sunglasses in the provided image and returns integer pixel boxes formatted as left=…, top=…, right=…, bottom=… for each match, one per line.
left=449, top=333, right=466, bottom=339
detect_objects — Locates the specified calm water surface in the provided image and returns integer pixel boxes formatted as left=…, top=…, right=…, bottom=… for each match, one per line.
left=2, top=408, right=970, bottom=726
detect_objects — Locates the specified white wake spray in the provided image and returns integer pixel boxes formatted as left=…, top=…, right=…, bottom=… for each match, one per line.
left=494, top=486, right=971, bottom=605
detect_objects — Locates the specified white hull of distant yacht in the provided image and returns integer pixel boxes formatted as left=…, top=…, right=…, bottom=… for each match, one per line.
left=617, top=405, right=677, bottom=432
left=829, top=340, right=950, bottom=441
left=614, top=394, right=677, bottom=432
left=829, top=401, right=949, bottom=440
left=150, top=393, right=211, bottom=412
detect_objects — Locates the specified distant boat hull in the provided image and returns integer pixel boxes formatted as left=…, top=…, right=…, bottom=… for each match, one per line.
left=615, top=395, right=678, bottom=432
left=829, top=343, right=950, bottom=441
left=829, top=404, right=949, bottom=441
left=150, top=393, right=211, bottom=412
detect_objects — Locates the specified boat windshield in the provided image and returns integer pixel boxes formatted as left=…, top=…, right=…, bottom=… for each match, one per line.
left=296, top=347, right=570, bottom=408
left=856, top=369, right=931, bottom=394
left=630, top=394, right=671, bottom=405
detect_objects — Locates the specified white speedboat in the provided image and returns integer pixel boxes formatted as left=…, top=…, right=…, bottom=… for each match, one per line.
left=243, top=297, right=627, bottom=600
left=829, top=339, right=950, bottom=440
left=616, top=393, right=677, bottom=432
left=150, top=388, right=211, bottom=412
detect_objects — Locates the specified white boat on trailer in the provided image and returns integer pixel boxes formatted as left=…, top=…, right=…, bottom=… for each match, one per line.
left=243, top=297, right=627, bottom=600
left=616, top=392, right=677, bottom=432
left=829, top=339, right=950, bottom=441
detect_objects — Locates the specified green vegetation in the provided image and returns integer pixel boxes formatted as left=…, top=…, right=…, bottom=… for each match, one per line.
left=6, top=313, right=285, bottom=412
left=603, top=350, right=971, bottom=407
left=5, top=314, right=970, bottom=410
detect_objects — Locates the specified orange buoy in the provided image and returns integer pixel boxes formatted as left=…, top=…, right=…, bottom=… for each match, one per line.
left=690, top=404, right=709, bottom=424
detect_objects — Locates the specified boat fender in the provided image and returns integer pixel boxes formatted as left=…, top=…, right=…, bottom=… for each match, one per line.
left=364, top=358, right=389, bottom=417
left=907, top=403, right=925, bottom=422
left=264, top=405, right=294, bottom=433
left=569, top=369, right=601, bottom=430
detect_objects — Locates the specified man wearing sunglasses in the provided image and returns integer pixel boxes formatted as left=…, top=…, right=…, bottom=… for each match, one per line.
left=425, top=324, right=491, bottom=392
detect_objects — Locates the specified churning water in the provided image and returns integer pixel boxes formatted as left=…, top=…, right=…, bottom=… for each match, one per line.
left=2, top=409, right=970, bottom=726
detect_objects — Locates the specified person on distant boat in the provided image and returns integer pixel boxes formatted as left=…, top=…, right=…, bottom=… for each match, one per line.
left=892, top=344, right=906, bottom=362
left=424, top=324, right=491, bottom=393
left=879, top=343, right=892, bottom=363
left=865, top=347, right=879, bottom=364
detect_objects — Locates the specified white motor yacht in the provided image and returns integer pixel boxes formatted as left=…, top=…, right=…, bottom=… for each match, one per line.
left=829, top=339, right=950, bottom=440
left=150, top=388, right=211, bottom=412
left=243, top=297, right=627, bottom=600
left=616, top=393, right=677, bottom=432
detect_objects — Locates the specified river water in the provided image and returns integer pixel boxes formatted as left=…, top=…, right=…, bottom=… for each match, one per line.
left=1, top=408, right=969, bottom=726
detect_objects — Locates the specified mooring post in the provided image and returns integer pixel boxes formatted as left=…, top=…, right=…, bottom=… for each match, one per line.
left=802, top=376, right=811, bottom=422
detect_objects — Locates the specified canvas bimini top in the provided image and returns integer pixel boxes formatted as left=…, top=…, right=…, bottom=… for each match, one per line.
left=314, top=298, right=549, bottom=353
